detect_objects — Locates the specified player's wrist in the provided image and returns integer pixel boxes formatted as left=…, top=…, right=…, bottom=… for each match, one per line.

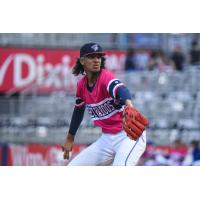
left=125, top=99, right=133, bottom=108
left=67, top=133, right=75, bottom=142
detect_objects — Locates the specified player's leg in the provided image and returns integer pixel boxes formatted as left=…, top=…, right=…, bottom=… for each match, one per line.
left=68, top=134, right=114, bottom=166
left=112, top=131, right=146, bottom=166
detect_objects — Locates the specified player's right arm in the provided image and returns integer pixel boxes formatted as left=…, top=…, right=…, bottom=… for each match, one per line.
left=62, top=105, right=85, bottom=160
left=62, top=80, right=85, bottom=160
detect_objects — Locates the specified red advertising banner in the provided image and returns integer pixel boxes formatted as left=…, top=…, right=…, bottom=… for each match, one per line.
left=0, top=47, right=126, bottom=94
left=1, top=143, right=189, bottom=166
left=7, top=144, right=87, bottom=166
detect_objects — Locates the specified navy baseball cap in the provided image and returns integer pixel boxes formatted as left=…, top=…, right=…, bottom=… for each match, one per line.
left=80, top=43, right=106, bottom=58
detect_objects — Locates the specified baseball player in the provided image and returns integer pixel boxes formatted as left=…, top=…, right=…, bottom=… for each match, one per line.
left=62, top=43, right=149, bottom=166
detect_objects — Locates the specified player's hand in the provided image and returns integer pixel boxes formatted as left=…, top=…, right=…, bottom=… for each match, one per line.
left=123, top=105, right=149, bottom=141
left=62, top=133, right=74, bottom=160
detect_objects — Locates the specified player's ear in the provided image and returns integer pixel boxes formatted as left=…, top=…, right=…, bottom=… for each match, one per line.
left=80, top=57, right=85, bottom=65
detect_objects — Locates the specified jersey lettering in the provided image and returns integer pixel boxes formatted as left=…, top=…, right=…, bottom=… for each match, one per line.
left=86, top=98, right=122, bottom=120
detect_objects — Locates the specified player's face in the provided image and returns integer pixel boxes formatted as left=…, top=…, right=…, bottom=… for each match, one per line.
left=81, top=54, right=102, bottom=73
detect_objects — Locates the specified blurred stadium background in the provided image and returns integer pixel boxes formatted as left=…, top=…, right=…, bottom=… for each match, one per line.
left=1, top=33, right=200, bottom=166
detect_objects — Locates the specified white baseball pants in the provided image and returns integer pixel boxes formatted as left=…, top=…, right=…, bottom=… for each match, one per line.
left=68, top=130, right=146, bottom=166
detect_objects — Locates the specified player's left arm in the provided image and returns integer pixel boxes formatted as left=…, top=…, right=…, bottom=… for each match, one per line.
left=107, top=79, right=149, bottom=140
left=115, top=85, right=133, bottom=107
left=107, top=78, right=133, bottom=107
left=116, top=85, right=149, bottom=140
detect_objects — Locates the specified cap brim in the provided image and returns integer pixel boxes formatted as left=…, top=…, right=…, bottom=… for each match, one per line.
left=83, top=52, right=106, bottom=57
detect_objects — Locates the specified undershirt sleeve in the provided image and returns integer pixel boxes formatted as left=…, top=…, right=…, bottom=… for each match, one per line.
left=115, top=85, right=132, bottom=105
left=69, top=106, right=85, bottom=136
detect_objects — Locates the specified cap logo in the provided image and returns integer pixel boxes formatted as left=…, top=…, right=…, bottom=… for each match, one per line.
left=91, top=44, right=99, bottom=51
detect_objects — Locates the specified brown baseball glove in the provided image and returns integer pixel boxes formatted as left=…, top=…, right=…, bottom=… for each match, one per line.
left=123, top=106, right=149, bottom=140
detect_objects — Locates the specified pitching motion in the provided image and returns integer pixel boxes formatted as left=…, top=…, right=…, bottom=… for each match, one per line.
left=62, top=42, right=149, bottom=166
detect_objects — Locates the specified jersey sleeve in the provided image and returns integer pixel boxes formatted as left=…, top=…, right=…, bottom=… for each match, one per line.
left=75, top=80, right=85, bottom=108
left=105, top=71, right=125, bottom=99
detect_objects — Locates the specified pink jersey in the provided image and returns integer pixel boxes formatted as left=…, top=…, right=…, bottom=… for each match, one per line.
left=75, top=69, right=124, bottom=134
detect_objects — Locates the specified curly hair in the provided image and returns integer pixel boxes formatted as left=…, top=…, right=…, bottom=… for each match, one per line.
left=72, top=56, right=106, bottom=76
